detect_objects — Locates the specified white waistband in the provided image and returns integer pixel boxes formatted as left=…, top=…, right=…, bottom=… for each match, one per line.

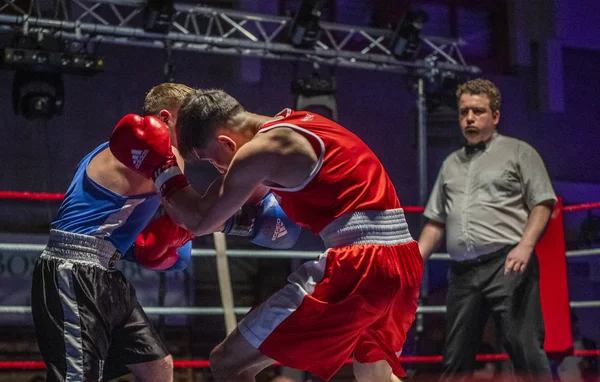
left=40, top=229, right=120, bottom=270
left=319, top=208, right=413, bottom=248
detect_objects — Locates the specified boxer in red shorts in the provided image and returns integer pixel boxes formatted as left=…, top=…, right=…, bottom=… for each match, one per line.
left=109, top=88, right=424, bottom=382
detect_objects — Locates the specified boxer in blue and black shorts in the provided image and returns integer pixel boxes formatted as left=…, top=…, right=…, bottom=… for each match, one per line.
left=31, top=83, right=301, bottom=382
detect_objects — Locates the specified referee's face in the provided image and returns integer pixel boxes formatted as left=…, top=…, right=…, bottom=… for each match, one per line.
left=458, top=94, right=500, bottom=145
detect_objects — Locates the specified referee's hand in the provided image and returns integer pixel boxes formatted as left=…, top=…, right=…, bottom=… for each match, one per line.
left=504, top=244, right=533, bottom=275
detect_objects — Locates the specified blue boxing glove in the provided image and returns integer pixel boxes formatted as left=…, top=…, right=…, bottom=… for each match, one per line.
left=166, top=240, right=192, bottom=272
left=223, top=193, right=301, bottom=249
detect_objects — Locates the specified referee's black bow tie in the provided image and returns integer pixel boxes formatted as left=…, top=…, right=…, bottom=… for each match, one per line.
left=465, top=141, right=487, bottom=156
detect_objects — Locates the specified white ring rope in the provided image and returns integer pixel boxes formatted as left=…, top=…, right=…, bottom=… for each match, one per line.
left=2, top=301, right=600, bottom=315
left=1, top=243, right=598, bottom=316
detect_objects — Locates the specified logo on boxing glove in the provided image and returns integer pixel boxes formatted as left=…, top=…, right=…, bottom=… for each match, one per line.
left=131, top=149, right=149, bottom=169
left=272, top=218, right=288, bottom=241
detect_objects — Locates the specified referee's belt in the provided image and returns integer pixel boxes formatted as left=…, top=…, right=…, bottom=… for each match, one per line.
left=452, top=244, right=516, bottom=267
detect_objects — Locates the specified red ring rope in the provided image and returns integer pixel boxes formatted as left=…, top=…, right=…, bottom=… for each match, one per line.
left=562, top=201, right=600, bottom=212
left=1, top=191, right=599, bottom=213
left=402, top=206, right=426, bottom=213
left=0, top=191, right=65, bottom=201
left=0, top=351, right=597, bottom=369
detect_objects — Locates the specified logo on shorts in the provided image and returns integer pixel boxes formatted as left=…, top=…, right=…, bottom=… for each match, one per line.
left=301, top=114, right=314, bottom=122
left=272, top=218, right=288, bottom=241
left=131, top=149, right=149, bottom=169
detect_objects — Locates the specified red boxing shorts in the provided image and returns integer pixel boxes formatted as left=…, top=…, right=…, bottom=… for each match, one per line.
left=238, top=209, right=423, bottom=381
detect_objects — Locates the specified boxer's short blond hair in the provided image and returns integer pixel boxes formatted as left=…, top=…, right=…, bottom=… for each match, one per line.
left=143, top=83, right=193, bottom=116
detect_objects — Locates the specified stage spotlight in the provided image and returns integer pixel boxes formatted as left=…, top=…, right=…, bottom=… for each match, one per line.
left=2, top=47, right=104, bottom=73
left=12, top=70, right=64, bottom=119
left=144, top=0, right=176, bottom=34
left=3, top=33, right=102, bottom=120
left=292, top=73, right=338, bottom=121
left=291, top=72, right=336, bottom=97
left=289, top=0, right=327, bottom=48
left=390, top=9, right=428, bottom=60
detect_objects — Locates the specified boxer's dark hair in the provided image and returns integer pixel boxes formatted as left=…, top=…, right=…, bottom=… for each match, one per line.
left=176, top=89, right=245, bottom=160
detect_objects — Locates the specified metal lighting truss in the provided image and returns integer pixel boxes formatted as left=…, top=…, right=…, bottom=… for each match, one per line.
left=0, top=0, right=480, bottom=76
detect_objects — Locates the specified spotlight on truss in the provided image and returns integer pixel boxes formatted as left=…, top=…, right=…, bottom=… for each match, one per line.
left=2, top=34, right=102, bottom=119
left=289, top=0, right=327, bottom=48
left=12, top=70, right=64, bottom=119
left=292, top=72, right=338, bottom=121
left=1, top=34, right=104, bottom=75
left=390, top=9, right=428, bottom=60
left=144, top=0, right=176, bottom=34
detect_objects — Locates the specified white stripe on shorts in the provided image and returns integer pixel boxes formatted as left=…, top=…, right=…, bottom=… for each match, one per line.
left=57, top=262, right=85, bottom=381
left=238, top=251, right=329, bottom=348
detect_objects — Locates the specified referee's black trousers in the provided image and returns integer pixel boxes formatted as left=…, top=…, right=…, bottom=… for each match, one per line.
left=440, top=245, right=551, bottom=380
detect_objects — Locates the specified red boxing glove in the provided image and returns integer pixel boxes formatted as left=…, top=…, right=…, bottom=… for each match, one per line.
left=133, top=214, right=195, bottom=270
left=109, top=114, right=189, bottom=199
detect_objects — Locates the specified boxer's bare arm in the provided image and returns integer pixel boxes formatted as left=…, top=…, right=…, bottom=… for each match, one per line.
left=161, top=174, right=223, bottom=231
left=162, top=172, right=268, bottom=233
left=166, top=128, right=318, bottom=236
left=193, top=174, right=268, bottom=205
left=87, top=146, right=186, bottom=197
